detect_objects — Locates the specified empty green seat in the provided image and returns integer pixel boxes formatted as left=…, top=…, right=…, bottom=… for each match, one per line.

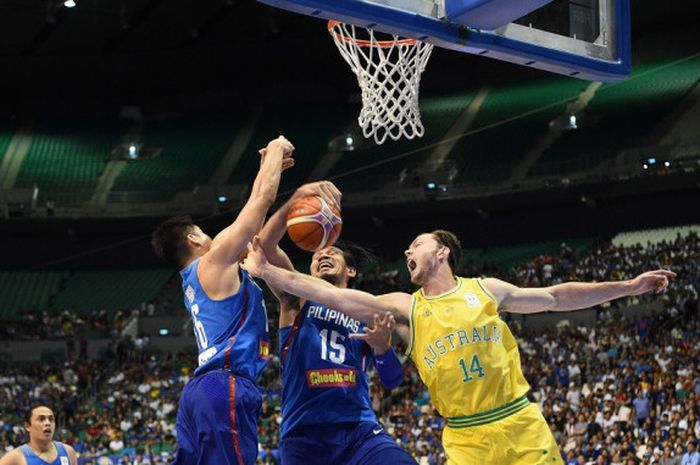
left=52, top=268, right=175, bottom=313
left=532, top=56, right=700, bottom=176
left=449, top=77, right=587, bottom=185
left=15, top=119, right=126, bottom=204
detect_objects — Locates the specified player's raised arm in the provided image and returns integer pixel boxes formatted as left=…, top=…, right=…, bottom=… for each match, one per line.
left=196, top=136, right=293, bottom=298
left=243, top=237, right=412, bottom=326
left=482, top=269, right=676, bottom=314
left=207, top=136, right=294, bottom=266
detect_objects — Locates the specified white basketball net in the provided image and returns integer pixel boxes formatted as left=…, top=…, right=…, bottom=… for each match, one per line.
left=329, top=21, right=434, bottom=145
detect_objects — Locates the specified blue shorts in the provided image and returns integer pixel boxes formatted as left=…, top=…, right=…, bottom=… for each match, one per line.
left=281, top=421, right=416, bottom=465
left=172, top=370, right=261, bottom=465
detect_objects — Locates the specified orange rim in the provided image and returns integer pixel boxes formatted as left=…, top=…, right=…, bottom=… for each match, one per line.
left=328, top=20, right=418, bottom=48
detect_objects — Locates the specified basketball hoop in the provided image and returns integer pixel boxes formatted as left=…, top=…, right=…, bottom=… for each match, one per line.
left=328, top=20, right=433, bottom=145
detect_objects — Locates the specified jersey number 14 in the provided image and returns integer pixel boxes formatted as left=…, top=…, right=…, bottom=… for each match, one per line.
left=459, top=355, right=485, bottom=382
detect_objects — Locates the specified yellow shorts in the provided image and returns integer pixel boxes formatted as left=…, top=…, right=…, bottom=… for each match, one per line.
left=443, top=402, right=563, bottom=465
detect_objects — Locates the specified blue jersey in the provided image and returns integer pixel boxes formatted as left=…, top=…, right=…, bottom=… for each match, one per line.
left=21, top=442, right=70, bottom=465
left=180, top=258, right=270, bottom=380
left=278, top=300, right=377, bottom=437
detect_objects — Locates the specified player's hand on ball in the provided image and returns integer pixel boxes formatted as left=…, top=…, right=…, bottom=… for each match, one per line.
left=292, top=181, right=342, bottom=210
left=627, top=269, right=676, bottom=295
left=286, top=195, right=342, bottom=251
left=241, top=237, right=269, bottom=278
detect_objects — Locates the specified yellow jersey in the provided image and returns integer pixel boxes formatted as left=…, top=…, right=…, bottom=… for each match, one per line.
left=407, top=277, right=530, bottom=421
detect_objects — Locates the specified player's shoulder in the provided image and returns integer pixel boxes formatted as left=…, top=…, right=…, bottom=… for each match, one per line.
left=64, top=444, right=78, bottom=464
left=59, top=441, right=76, bottom=452
left=0, top=447, right=27, bottom=465
left=54, top=443, right=77, bottom=465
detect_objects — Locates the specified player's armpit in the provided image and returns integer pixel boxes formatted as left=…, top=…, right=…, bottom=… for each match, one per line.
left=377, top=292, right=412, bottom=324
left=277, top=292, right=303, bottom=328
left=394, top=322, right=411, bottom=346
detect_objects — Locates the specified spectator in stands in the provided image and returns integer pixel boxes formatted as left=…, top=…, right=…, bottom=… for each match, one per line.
left=683, top=441, right=700, bottom=465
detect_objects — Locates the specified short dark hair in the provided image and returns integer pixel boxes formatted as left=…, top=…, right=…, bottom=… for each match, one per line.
left=25, top=405, right=51, bottom=424
left=431, top=230, right=462, bottom=274
left=333, top=240, right=376, bottom=288
left=152, top=215, right=196, bottom=267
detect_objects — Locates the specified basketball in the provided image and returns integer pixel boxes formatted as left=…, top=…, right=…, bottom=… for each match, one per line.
left=286, top=196, right=342, bottom=252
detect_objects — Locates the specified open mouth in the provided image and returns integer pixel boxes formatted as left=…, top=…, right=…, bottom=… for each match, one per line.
left=407, top=259, right=417, bottom=272
left=43, top=428, right=52, bottom=434
left=317, top=259, right=334, bottom=272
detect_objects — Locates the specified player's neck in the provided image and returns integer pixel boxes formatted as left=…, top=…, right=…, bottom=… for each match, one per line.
left=181, top=252, right=202, bottom=270
left=421, top=270, right=458, bottom=297
left=28, top=438, right=52, bottom=454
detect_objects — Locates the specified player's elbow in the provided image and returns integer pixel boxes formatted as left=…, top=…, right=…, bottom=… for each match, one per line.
left=504, top=289, right=557, bottom=313
left=543, top=288, right=561, bottom=311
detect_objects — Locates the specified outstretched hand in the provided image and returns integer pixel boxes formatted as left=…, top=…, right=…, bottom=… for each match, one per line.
left=241, top=237, right=269, bottom=278
left=627, top=269, right=676, bottom=296
left=259, top=135, right=295, bottom=171
left=291, top=181, right=342, bottom=211
left=349, top=313, right=395, bottom=355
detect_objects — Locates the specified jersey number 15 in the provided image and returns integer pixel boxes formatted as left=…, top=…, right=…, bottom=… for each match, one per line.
left=319, top=329, right=346, bottom=364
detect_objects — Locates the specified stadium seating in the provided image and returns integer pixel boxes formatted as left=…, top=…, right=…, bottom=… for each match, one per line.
left=326, top=91, right=474, bottom=192
left=460, top=237, right=594, bottom=269
left=112, top=116, right=238, bottom=200
left=0, top=271, right=64, bottom=319
left=228, top=104, right=354, bottom=194
left=8, top=57, right=698, bottom=205
left=611, top=224, right=700, bottom=248
left=531, top=56, right=700, bottom=176
left=14, top=119, right=126, bottom=204
left=449, top=77, right=588, bottom=185
left=51, top=268, right=174, bottom=313
left=0, top=268, right=174, bottom=319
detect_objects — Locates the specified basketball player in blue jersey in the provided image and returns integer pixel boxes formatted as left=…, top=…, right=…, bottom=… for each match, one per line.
left=0, top=405, right=77, bottom=465
left=256, top=185, right=417, bottom=465
left=151, top=136, right=301, bottom=465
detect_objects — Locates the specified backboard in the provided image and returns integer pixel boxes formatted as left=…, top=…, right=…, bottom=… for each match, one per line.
left=257, top=0, right=630, bottom=82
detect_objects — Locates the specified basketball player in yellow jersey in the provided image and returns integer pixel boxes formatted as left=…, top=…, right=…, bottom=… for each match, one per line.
left=242, top=230, right=675, bottom=465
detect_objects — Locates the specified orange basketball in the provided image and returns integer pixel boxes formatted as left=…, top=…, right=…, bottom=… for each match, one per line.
left=286, top=195, right=342, bottom=252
